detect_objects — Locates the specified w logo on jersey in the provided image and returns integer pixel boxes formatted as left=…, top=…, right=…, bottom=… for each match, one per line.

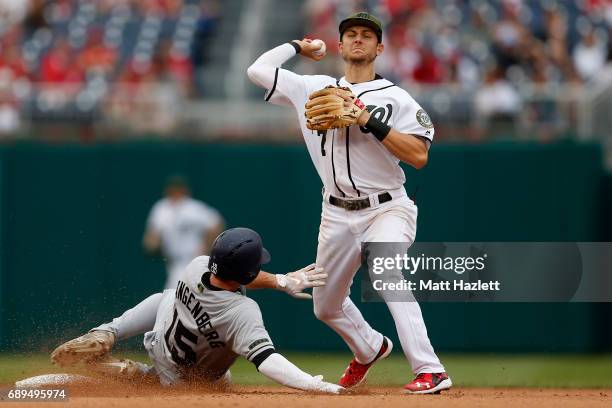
left=360, top=104, right=392, bottom=133
left=210, top=262, right=218, bottom=274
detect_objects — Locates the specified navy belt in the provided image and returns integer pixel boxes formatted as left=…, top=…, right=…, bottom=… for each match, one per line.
left=328, top=192, right=392, bottom=211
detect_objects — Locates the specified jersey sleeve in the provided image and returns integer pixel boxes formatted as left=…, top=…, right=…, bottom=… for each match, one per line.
left=265, top=68, right=309, bottom=108
left=393, top=94, right=435, bottom=143
left=146, top=202, right=163, bottom=232
left=227, top=300, right=275, bottom=365
left=195, top=203, right=222, bottom=231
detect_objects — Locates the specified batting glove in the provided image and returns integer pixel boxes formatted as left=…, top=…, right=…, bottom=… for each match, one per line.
left=276, top=263, right=327, bottom=299
left=312, top=375, right=345, bottom=394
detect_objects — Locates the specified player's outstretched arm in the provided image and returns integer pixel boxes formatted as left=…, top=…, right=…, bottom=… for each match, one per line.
left=257, top=352, right=343, bottom=394
left=246, top=264, right=327, bottom=299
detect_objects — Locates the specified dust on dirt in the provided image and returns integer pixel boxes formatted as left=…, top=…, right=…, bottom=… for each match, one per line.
left=2, top=377, right=610, bottom=408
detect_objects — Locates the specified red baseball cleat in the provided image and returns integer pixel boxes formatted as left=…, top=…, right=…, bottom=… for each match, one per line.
left=404, top=372, right=452, bottom=394
left=338, top=336, right=393, bottom=388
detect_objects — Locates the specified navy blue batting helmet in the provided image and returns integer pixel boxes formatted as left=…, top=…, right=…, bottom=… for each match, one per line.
left=208, top=227, right=271, bottom=285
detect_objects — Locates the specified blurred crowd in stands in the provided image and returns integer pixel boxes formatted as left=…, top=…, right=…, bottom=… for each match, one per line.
left=306, top=0, right=611, bottom=84
left=304, top=0, right=612, bottom=140
left=0, top=0, right=611, bottom=140
left=0, top=0, right=219, bottom=136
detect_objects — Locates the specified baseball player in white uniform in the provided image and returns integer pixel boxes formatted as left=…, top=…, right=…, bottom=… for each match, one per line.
left=51, top=227, right=343, bottom=394
left=144, top=175, right=224, bottom=289
left=247, top=12, right=451, bottom=394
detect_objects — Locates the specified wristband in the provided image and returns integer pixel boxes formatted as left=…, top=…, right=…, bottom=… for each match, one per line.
left=275, top=274, right=287, bottom=289
left=365, top=115, right=391, bottom=142
left=289, top=41, right=302, bottom=55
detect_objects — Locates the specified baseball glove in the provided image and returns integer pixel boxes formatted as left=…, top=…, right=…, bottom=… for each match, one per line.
left=305, top=86, right=367, bottom=131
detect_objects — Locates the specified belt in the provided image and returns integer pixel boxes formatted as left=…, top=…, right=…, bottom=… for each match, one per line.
left=328, top=192, right=392, bottom=211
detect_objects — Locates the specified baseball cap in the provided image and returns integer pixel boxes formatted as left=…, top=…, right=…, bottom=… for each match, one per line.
left=339, top=12, right=383, bottom=42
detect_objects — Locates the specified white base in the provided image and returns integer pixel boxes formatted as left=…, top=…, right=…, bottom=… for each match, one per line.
left=15, top=374, right=97, bottom=388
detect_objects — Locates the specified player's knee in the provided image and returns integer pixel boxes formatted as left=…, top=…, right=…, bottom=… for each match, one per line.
left=313, top=305, right=330, bottom=322
left=313, top=302, right=340, bottom=322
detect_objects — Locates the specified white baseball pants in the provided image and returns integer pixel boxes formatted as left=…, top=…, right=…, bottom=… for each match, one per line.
left=313, top=189, right=445, bottom=374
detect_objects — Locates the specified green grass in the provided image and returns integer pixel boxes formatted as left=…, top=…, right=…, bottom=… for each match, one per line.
left=2, top=352, right=612, bottom=388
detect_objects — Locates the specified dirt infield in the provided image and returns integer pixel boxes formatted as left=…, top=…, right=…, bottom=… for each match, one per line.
left=2, top=379, right=610, bottom=408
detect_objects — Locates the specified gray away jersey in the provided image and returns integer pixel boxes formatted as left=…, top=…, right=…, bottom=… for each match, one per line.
left=160, top=256, right=274, bottom=380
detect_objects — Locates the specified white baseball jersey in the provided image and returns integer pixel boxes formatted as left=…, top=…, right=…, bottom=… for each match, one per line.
left=146, top=197, right=222, bottom=265
left=260, top=44, right=434, bottom=197
left=247, top=44, right=446, bottom=375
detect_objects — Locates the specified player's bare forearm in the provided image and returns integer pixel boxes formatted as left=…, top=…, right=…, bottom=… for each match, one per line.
left=245, top=271, right=278, bottom=289
left=357, top=111, right=429, bottom=169
left=381, top=130, right=429, bottom=169
left=245, top=264, right=326, bottom=299
left=142, top=230, right=161, bottom=255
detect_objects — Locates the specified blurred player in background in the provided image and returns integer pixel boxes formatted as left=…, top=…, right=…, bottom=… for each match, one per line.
left=143, top=175, right=224, bottom=289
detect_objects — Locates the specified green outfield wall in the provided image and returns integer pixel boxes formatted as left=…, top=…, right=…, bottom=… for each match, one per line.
left=0, top=140, right=610, bottom=352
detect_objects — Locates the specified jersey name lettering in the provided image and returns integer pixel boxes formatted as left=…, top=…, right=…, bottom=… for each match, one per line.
left=176, top=280, right=226, bottom=347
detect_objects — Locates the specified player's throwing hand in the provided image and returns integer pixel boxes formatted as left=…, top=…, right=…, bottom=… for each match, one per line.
left=291, top=38, right=326, bottom=61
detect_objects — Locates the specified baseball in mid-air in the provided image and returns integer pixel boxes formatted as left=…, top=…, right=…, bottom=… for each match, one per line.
left=311, top=39, right=326, bottom=57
